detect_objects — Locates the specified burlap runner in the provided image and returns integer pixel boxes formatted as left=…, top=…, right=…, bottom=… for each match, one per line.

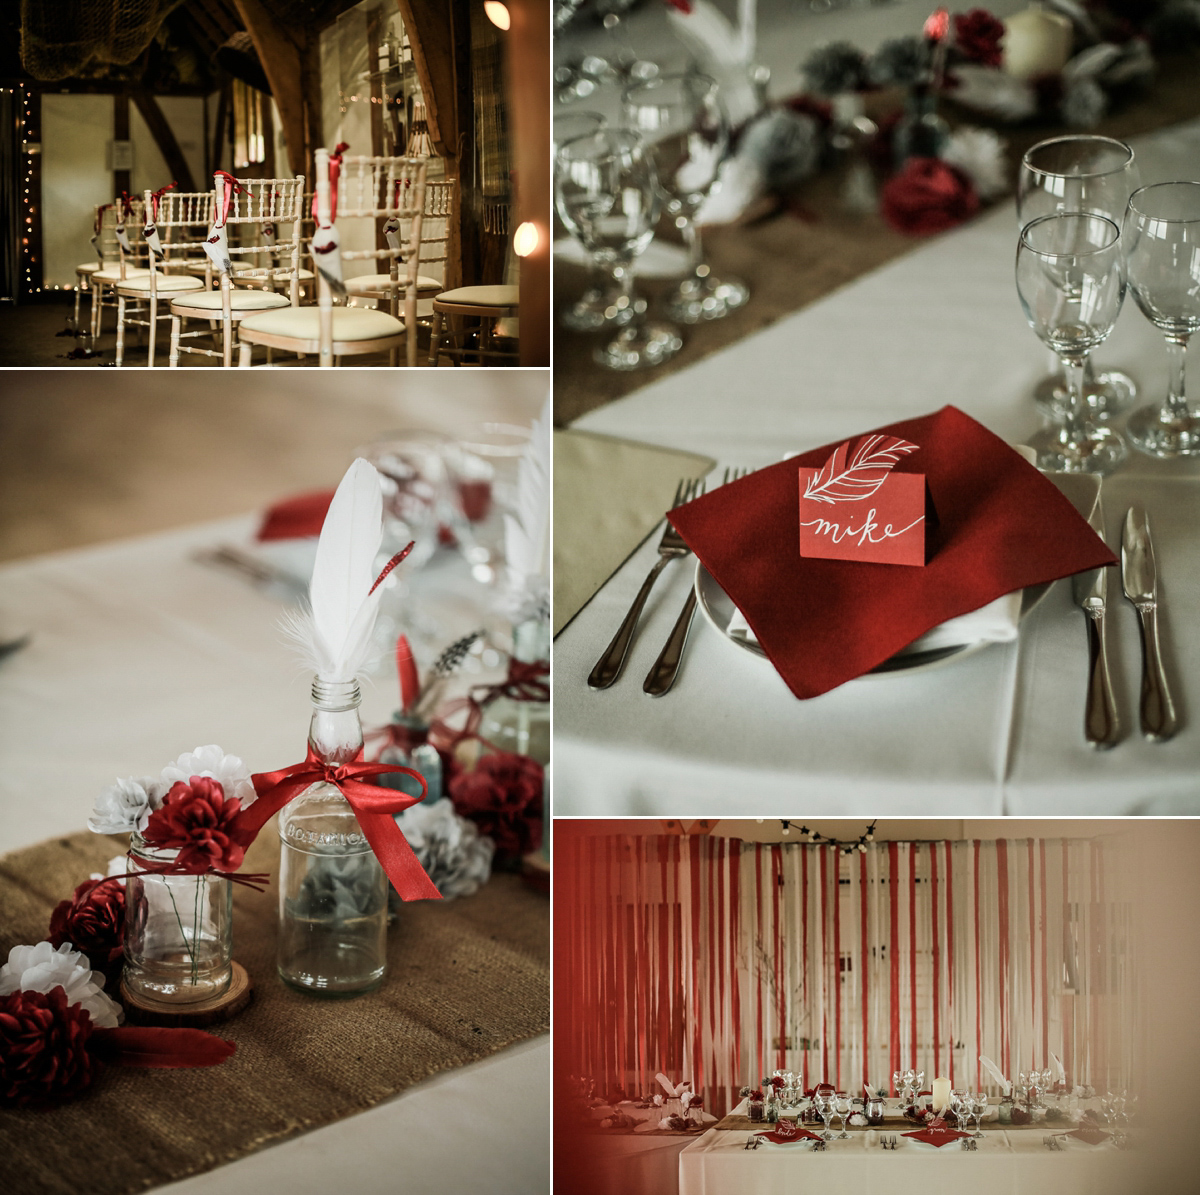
left=0, top=824, right=549, bottom=1195
left=554, top=49, right=1200, bottom=426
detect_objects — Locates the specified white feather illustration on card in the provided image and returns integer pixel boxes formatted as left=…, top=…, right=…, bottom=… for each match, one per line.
left=803, top=434, right=919, bottom=505
left=503, top=394, right=551, bottom=618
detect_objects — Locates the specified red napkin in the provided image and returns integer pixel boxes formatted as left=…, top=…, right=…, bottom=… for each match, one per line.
left=757, top=1124, right=823, bottom=1144
left=1063, top=1127, right=1109, bottom=1146
left=257, top=489, right=335, bottom=541
left=668, top=406, right=1117, bottom=699
left=902, top=1126, right=971, bottom=1147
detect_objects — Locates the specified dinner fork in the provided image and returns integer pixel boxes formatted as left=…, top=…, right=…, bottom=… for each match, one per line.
left=588, top=476, right=703, bottom=690
left=643, top=467, right=746, bottom=697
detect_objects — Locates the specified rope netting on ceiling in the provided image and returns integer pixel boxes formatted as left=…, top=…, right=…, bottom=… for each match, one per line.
left=20, top=0, right=187, bottom=81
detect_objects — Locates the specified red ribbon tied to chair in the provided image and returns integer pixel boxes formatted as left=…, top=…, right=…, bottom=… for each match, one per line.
left=312, top=141, right=351, bottom=226
left=213, top=171, right=244, bottom=228
left=238, top=747, right=442, bottom=901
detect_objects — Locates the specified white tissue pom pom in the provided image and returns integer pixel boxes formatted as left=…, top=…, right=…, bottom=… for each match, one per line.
left=88, top=776, right=164, bottom=834
left=0, top=942, right=122, bottom=1028
left=849, top=1113, right=868, bottom=1126
left=161, top=745, right=255, bottom=806
left=696, top=157, right=766, bottom=226
left=394, top=799, right=494, bottom=899
left=941, top=127, right=1009, bottom=200
left=653, top=1093, right=664, bottom=1106
left=89, top=855, right=130, bottom=885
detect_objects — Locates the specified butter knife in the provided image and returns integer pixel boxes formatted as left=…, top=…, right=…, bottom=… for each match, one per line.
left=1072, top=496, right=1120, bottom=749
left=1121, top=505, right=1179, bottom=742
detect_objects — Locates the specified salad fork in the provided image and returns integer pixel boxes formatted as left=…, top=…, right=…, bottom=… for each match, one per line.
left=643, top=467, right=745, bottom=696
left=589, top=476, right=703, bottom=689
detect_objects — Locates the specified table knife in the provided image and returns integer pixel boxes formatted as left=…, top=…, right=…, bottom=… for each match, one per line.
left=1121, top=505, right=1179, bottom=742
left=1071, top=497, right=1120, bottom=749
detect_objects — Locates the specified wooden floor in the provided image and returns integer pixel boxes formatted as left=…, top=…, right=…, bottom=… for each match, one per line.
left=0, top=370, right=547, bottom=562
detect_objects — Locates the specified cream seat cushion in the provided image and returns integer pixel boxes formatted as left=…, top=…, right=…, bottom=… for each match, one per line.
left=234, top=267, right=314, bottom=282
left=170, top=290, right=291, bottom=313
left=239, top=306, right=403, bottom=340
left=345, top=273, right=443, bottom=294
left=117, top=274, right=205, bottom=293
left=434, top=284, right=519, bottom=307
left=76, top=262, right=112, bottom=276
left=91, top=266, right=151, bottom=282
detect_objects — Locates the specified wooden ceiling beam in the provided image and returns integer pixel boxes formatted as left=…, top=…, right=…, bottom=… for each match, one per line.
left=232, top=0, right=310, bottom=177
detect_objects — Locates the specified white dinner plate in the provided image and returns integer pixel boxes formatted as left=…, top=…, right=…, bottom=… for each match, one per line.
left=694, top=562, right=1050, bottom=678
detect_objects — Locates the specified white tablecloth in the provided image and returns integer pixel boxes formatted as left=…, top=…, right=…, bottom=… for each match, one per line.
left=0, top=516, right=548, bottom=1195
left=555, top=119, right=1200, bottom=816
left=678, top=1127, right=1138, bottom=1195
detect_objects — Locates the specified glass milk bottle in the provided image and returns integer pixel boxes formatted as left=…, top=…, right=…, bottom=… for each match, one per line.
left=277, top=677, right=388, bottom=996
left=479, top=613, right=550, bottom=765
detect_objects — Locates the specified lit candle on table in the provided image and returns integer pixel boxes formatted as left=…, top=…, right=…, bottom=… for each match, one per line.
left=932, top=1076, right=952, bottom=1117
left=1002, top=5, right=1073, bottom=80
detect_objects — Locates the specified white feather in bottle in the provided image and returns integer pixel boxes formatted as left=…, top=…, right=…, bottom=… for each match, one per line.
left=502, top=395, right=551, bottom=621
left=283, top=457, right=388, bottom=682
left=978, top=1054, right=1012, bottom=1095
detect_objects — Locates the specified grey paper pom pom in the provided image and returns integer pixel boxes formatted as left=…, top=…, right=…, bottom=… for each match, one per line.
left=868, top=37, right=928, bottom=88
left=1061, top=77, right=1107, bottom=129
left=802, top=42, right=868, bottom=96
left=394, top=799, right=494, bottom=899
left=741, top=109, right=821, bottom=192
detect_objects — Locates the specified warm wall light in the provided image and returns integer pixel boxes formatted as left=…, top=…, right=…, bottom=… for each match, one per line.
left=513, top=221, right=540, bottom=257
left=484, top=1, right=510, bottom=29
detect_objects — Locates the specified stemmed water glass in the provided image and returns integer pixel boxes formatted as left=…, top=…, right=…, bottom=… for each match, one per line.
left=970, top=1093, right=987, bottom=1137
left=622, top=73, right=749, bottom=324
left=834, top=1094, right=852, bottom=1138
left=555, top=129, right=683, bottom=370
left=1122, top=181, right=1200, bottom=457
left=1016, top=212, right=1128, bottom=474
left=1018, top=136, right=1140, bottom=419
left=815, top=1092, right=836, bottom=1139
left=554, top=110, right=622, bottom=333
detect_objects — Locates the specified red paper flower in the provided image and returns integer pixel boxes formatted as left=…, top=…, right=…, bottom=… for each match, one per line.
left=449, top=752, right=543, bottom=859
left=953, top=9, right=1005, bottom=68
left=663, top=0, right=692, bottom=13
left=0, top=987, right=99, bottom=1106
left=881, top=157, right=980, bottom=236
left=142, top=777, right=245, bottom=873
left=48, top=878, right=126, bottom=966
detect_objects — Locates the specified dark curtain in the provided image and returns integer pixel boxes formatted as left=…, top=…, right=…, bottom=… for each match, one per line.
left=0, top=89, right=20, bottom=302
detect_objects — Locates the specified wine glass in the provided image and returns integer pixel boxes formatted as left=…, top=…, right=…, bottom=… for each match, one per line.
left=950, top=1088, right=969, bottom=1125
left=1016, top=212, right=1128, bottom=474
left=834, top=1094, right=851, bottom=1138
left=1122, top=181, right=1200, bottom=457
left=816, top=1093, right=836, bottom=1139
left=892, top=1070, right=904, bottom=1100
left=554, top=110, right=624, bottom=333
left=556, top=129, right=682, bottom=370
left=622, top=73, right=749, bottom=324
left=971, top=1092, right=987, bottom=1137
left=1018, top=136, right=1140, bottom=419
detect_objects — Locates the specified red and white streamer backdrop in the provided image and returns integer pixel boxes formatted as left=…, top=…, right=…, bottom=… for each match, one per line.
left=555, top=833, right=1135, bottom=1117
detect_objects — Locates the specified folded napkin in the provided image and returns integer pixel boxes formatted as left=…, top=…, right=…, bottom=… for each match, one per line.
left=757, top=1124, right=823, bottom=1145
left=668, top=406, right=1116, bottom=699
left=1063, top=1127, right=1110, bottom=1146
left=902, top=1126, right=971, bottom=1147
left=258, top=489, right=335, bottom=541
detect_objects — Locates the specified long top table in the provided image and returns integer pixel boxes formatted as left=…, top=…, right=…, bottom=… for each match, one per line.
left=555, top=118, right=1200, bottom=816
left=0, top=515, right=548, bottom=1194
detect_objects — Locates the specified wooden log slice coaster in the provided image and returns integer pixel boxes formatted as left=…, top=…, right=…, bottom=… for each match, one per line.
left=119, top=961, right=252, bottom=1027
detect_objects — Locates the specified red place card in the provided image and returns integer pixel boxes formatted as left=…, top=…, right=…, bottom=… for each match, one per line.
left=798, top=434, right=934, bottom=567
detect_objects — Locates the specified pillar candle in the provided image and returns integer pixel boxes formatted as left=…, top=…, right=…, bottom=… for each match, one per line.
left=932, top=1076, right=952, bottom=1115
left=1002, top=6, right=1073, bottom=80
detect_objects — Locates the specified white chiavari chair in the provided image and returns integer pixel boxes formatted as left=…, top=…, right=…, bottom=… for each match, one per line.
left=167, top=174, right=305, bottom=368
left=113, top=188, right=211, bottom=366
left=426, top=280, right=519, bottom=366
left=343, top=177, right=455, bottom=336
left=237, top=148, right=421, bottom=367
left=87, top=196, right=150, bottom=341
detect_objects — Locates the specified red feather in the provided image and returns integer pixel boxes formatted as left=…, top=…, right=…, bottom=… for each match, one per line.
left=395, top=634, right=420, bottom=713
left=89, top=1027, right=236, bottom=1068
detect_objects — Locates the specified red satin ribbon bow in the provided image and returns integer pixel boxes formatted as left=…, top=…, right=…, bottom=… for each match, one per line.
left=213, top=171, right=244, bottom=228
left=117, top=191, right=132, bottom=222
left=241, top=746, right=442, bottom=901
left=149, top=182, right=176, bottom=222
left=94, top=203, right=112, bottom=237
left=313, top=141, right=351, bottom=225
